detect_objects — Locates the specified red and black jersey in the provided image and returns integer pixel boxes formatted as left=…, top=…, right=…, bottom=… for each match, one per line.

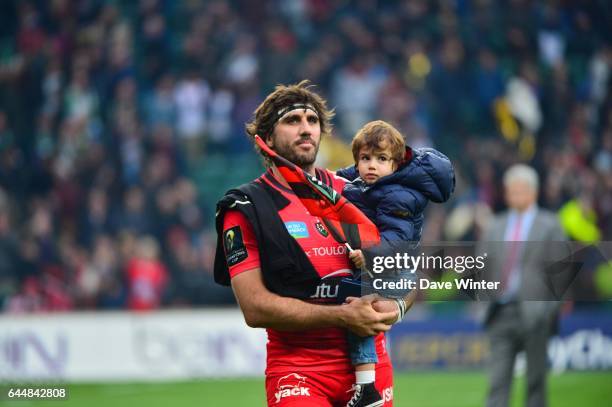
left=222, top=169, right=390, bottom=374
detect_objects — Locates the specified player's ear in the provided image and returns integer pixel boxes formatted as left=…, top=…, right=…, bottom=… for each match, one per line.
left=266, top=134, right=274, bottom=148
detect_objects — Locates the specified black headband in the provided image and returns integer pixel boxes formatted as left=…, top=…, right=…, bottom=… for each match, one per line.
left=275, top=103, right=319, bottom=123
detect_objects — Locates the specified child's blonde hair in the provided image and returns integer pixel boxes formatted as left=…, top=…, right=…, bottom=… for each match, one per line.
left=351, top=120, right=405, bottom=164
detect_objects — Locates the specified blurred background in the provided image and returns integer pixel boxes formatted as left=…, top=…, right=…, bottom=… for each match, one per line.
left=0, top=0, right=610, bottom=406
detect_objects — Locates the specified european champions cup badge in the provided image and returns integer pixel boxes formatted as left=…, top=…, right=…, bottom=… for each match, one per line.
left=224, top=226, right=247, bottom=266
left=225, top=229, right=235, bottom=252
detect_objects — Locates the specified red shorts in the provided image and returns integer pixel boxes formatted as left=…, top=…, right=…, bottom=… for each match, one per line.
left=265, top=363, right=394, bottom=406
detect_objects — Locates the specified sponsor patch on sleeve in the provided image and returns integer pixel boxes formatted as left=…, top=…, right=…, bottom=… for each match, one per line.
left=224, top=226, right=248, bottom=267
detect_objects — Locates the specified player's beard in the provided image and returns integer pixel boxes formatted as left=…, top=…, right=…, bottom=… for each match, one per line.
left=272, top=136, right=319, bottom=169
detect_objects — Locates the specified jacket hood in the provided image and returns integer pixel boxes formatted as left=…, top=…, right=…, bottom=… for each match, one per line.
left=376, top=147, right=455, bottom=203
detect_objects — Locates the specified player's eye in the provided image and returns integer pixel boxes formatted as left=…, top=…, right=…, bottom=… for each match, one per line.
left=307, top=115, right=319, bottom=124
left=379, top=156, right=388, bottom=162
left=360, top=155, right=370, bottom=161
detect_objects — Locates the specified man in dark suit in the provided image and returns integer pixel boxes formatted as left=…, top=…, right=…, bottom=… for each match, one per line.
left=478, top=164, right=566, bottom=407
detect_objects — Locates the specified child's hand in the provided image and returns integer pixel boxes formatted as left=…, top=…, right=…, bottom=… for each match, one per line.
left=348, top=249, right=366, bottom=269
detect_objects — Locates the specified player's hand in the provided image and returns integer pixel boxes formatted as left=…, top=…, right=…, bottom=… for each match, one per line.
left=348, top=249, right=365, bottom=269
left=372, top=298, right=401, bottom=325
left=372, top=291, right=417, bottom=324
left=342, top=294, right=397, bottom=336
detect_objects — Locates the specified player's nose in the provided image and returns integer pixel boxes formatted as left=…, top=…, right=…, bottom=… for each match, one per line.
left=299, top=117, right=315, bottom=131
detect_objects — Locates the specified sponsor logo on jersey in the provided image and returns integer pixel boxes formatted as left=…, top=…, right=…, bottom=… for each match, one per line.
left=224, top=226, right=247, bottom=266
left=275, top=373, right=311, bottom=403
left=285, top=221, right=309, bottom=239
left=309, top=282, right=339, bottom=299
left=309, top=269, right=352, bottom=299
left=311, top=245, right=347, bottom=256
left=382, top=386, right=393, bottom=402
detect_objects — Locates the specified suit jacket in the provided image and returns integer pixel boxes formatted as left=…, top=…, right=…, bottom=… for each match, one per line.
left=477, top=207, right=567, bottom=331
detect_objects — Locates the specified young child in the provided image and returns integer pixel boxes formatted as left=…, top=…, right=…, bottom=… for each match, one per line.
left=336, top=120, right=455, bottom=407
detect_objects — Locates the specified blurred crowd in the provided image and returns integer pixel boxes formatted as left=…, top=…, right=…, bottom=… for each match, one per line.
left=0, top=0, right=610, bottom=312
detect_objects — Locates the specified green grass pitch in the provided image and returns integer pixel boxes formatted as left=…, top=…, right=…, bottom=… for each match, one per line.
left=4, top=371, right=610, bottom=406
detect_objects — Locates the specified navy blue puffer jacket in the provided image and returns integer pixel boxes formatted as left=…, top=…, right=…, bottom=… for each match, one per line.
left=336, top=147, right=455, bottom=243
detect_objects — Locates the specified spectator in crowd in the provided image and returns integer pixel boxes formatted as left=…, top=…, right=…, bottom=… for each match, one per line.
left=126, top=235, right=168, bottom=311
left=0, top=189, right=20, bottom=307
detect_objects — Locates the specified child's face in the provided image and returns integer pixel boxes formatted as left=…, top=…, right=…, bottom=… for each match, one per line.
left=356, top=145, right=397, bottom=184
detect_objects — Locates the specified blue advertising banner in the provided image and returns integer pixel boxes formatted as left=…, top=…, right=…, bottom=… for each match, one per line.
left=389, top=310, right=612, bottom=371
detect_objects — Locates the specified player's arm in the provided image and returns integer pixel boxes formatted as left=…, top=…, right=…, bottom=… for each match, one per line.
left=231, top=267, right=398, bottom=337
